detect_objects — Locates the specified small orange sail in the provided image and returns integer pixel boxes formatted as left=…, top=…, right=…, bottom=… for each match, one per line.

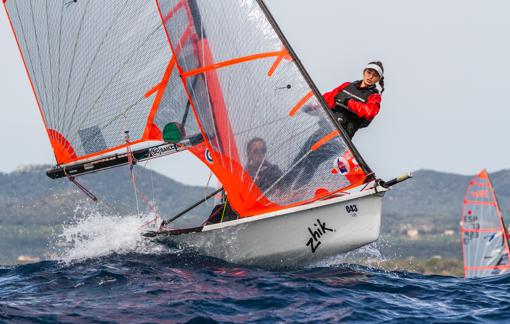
left=462, top=169, right=510, bottom=278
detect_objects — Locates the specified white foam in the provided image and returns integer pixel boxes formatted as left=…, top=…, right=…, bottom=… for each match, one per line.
left=53, top=210, right=171, bottom=264
left=309, top=242, right=386, bottom=268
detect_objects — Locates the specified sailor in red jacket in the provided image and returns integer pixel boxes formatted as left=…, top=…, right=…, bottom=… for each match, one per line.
left=284, top=62, right=385, bottom=190
left=323, top=61, right=385, bottom=138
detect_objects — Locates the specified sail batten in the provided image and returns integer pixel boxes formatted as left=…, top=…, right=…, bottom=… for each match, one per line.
left=181, top=50, right=287, bottom=78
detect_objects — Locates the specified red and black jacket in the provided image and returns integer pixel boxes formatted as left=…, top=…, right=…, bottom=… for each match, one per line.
left=322, top=81, right=382, bottom=138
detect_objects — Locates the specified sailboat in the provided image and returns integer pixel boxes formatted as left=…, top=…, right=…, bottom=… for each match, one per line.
left=462, top=170, right=510, bottom=278
left=3, top=0, right=409, bottom=266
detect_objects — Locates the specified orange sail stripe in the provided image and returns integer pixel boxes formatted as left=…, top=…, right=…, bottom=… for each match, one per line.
left=181, top=50, right=286, bottom=78
left=143, top=57, right=176, bottom=140
left=162, top=0, right=186, bottom=23
left=176, top=24, right=193, bottom=54
left=469, top=181, right=489, bottom=187
left=267, top=48, right=290, bottom=77
left=464, top=200, right=496, bottom=205
left=289, top=91, right=313, bottom=117
left=144, top=84, right=162, bottom=99
left=311, top=130, right=340, bottom=152
left=462, top=228, right=503, bottom=232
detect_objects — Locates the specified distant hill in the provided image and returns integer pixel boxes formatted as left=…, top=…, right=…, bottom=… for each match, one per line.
left=0, top=165, right=211, bottom=227
left=0, top=165, right=212, bottom=264
left=382, top=169, right=510, bottom=235
left=1, top=166, right=510, bottom=264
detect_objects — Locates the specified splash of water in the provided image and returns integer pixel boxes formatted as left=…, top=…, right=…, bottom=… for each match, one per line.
left=310, top=241, right=386, bottom=268
left=53, top=209, right=170, bottom=264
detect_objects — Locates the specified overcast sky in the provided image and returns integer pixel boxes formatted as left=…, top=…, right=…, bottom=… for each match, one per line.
left=1, top=0, right=509, bottom=186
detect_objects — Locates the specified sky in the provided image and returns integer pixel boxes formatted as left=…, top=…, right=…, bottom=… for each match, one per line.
left=1, top=0, right=509, bottom=186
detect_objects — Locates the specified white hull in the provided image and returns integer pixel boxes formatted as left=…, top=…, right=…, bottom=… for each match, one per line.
left=156, top=187, right=386, bottom=267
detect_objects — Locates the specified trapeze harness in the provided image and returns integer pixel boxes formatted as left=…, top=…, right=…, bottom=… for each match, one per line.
left=332, top=81, right=379, bottom=138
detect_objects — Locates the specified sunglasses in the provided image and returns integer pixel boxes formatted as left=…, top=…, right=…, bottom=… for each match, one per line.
left=250, top=148, right=267, bottom=155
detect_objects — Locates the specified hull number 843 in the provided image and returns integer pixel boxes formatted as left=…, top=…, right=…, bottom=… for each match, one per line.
left=345, top=204, right=358, bottom=217
left=345, top=204, right=358, bottom=213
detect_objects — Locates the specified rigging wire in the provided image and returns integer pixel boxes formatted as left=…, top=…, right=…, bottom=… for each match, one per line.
left=204, top=172, right=216, bottom=208
left=125, top=131, right=162, bottom=229
left=141, top=159, right=161, bottom=229
left=148, top=160, right=156, bottom=210
left=126, top=131, right=140, bottom=216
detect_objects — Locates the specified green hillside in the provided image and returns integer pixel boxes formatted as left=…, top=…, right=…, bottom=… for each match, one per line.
left=1, top=166, right=509, bottom=272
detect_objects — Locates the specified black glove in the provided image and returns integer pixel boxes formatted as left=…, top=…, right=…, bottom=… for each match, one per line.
left=334, top=96, right=350, bottom=110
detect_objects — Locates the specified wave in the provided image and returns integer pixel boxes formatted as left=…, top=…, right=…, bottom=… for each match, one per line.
left=2, top=254, right=510, bottom=322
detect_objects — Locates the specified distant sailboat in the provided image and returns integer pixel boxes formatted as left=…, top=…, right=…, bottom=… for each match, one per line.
left=462, top=170, right=510, bottom=278
left=3, top=0, right=410, bottom=266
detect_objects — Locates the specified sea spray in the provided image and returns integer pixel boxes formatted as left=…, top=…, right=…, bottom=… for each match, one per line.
left=53, top=207, right=171, bottom=263
left=310, top=241, right=387, bottom=269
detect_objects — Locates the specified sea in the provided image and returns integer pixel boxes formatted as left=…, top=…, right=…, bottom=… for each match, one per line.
left=1, top=214, right=510, bottom=323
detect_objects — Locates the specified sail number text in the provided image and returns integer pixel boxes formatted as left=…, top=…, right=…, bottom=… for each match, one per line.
left=346, top=204, right=358, bottom=217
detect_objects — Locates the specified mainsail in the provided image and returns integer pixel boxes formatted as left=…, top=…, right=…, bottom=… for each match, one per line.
left=4, top=0, right=375, bottom=218
left=462, top=170, right=510, bottom=278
